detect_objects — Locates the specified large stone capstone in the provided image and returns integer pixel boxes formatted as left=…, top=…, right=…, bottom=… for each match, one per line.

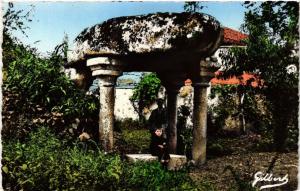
left=68, top=12, right=223, bottom=65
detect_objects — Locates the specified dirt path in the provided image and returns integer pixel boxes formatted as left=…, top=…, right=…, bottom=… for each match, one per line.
left=189, top=151, right=297, bottom=191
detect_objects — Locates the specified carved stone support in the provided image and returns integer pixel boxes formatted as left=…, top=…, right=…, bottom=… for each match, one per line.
left=191, top=82, right=209, bottom=165
left=87, top=57, right=122, bottom=151
left=191, top=59, right=218, bottom=165
left=159, top=74, right=185, bottom=154
left=165, top=86, right=180, bottom=154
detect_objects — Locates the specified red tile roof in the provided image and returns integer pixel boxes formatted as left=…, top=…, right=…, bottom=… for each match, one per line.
left=210, top=71, right=259, bottom=87
left=208, top=27, right=254, bottom=86
left=183, top=28, right=253, bottom=87
left=223, top=27, right=248, bottom=45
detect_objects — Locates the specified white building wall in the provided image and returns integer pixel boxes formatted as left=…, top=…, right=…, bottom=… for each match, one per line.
left=113, top=85, right=218, bottom=121
left=114, top=88, right=139, bottom=120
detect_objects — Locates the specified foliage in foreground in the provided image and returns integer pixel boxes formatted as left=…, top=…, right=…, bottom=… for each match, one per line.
left=2, top=127, right=201, bottom=191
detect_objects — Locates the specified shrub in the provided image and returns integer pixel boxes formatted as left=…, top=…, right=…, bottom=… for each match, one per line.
left=2, top=127, right=199, bottom=191
left=2, top=41, right=99, bottom=141
left=176, top=105, right=194, bottom=158
left=124, top=161, right=197, bottom=190
left=2, top=127, right=122, bottom=191
left=209, top=84, right=271, bottom=134
left=130, top=73, right=161, bottom=122
left=2, top=127, right=65, bottom=190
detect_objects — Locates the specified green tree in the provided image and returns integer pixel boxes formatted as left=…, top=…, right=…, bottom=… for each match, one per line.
left=3, top=2, right=35, bottom=70
left=183, top=2, right=205, bottom=13
left=130, top=73, right=161, bottom=122
left=220, top=2, right=298, bottom=151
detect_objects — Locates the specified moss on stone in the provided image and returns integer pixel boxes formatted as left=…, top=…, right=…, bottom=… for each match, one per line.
left=69, top=12, right=221, bottom=63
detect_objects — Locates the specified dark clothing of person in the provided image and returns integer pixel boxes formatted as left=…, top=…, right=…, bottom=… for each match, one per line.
left=150, top=134, right=170, bottom=162
left=147, top=108, right=167, bottom=132
left=148, top=103, right=170, bottom=168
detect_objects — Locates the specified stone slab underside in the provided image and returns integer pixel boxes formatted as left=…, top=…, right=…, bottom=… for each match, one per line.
left=126, top=154, right=187, bottom=170
left=68, top=12, right=222, bottom=68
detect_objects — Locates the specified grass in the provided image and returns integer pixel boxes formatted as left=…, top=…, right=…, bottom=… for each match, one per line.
left=122, top=129, right=151, bottom=153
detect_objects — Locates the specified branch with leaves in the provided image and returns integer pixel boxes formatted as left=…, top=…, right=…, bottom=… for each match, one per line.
left=130, top=73, right=161, bottom=121
left=183, top=2, right=206, bottom=13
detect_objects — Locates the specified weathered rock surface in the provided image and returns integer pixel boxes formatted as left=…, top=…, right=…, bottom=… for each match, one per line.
left=126, top=154, right=158, bottom=162
left=68, top=12, right=222, bottom=64
left=168, top=154, right=187, bottom=170
left=126, top=154, right=187, bottom=170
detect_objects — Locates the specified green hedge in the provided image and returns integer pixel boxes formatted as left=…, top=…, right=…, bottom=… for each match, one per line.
left=2, top=127, right=198, bottom=191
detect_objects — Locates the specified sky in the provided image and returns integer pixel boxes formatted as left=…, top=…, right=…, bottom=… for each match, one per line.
left=6, top=1, right=247, bottom=55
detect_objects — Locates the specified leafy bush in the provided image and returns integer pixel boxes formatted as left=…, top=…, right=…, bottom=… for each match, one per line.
left=3, top=3, right=99, bottom=141
left=130, top=73, right=161, bottom=121
left=178, top=128, right=193, bottom=159
left=2, top=40, right=99, bottom=141
left=209, top=85, right=239, bottom=131
left=177, top=105, right=193, bottom=158
left=5, top=46, right=98, bottom=117
left=124, top=161, right=197, bottom=191
left=209, top=84, right=271, bottom=134
left=3, top=127, right=65, bottom=190
left=2, top=127, right=199, bottom=191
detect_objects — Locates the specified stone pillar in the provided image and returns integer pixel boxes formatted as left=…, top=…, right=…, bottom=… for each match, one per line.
left=159, top=74, right=184, bottom=154
left=191, top=58, right=218, bottom=165
left=165, top=86, right=181, bottom=154
left=87, top=57, right=122, bottom=151
left=192, top=82, right=209, bottom=165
